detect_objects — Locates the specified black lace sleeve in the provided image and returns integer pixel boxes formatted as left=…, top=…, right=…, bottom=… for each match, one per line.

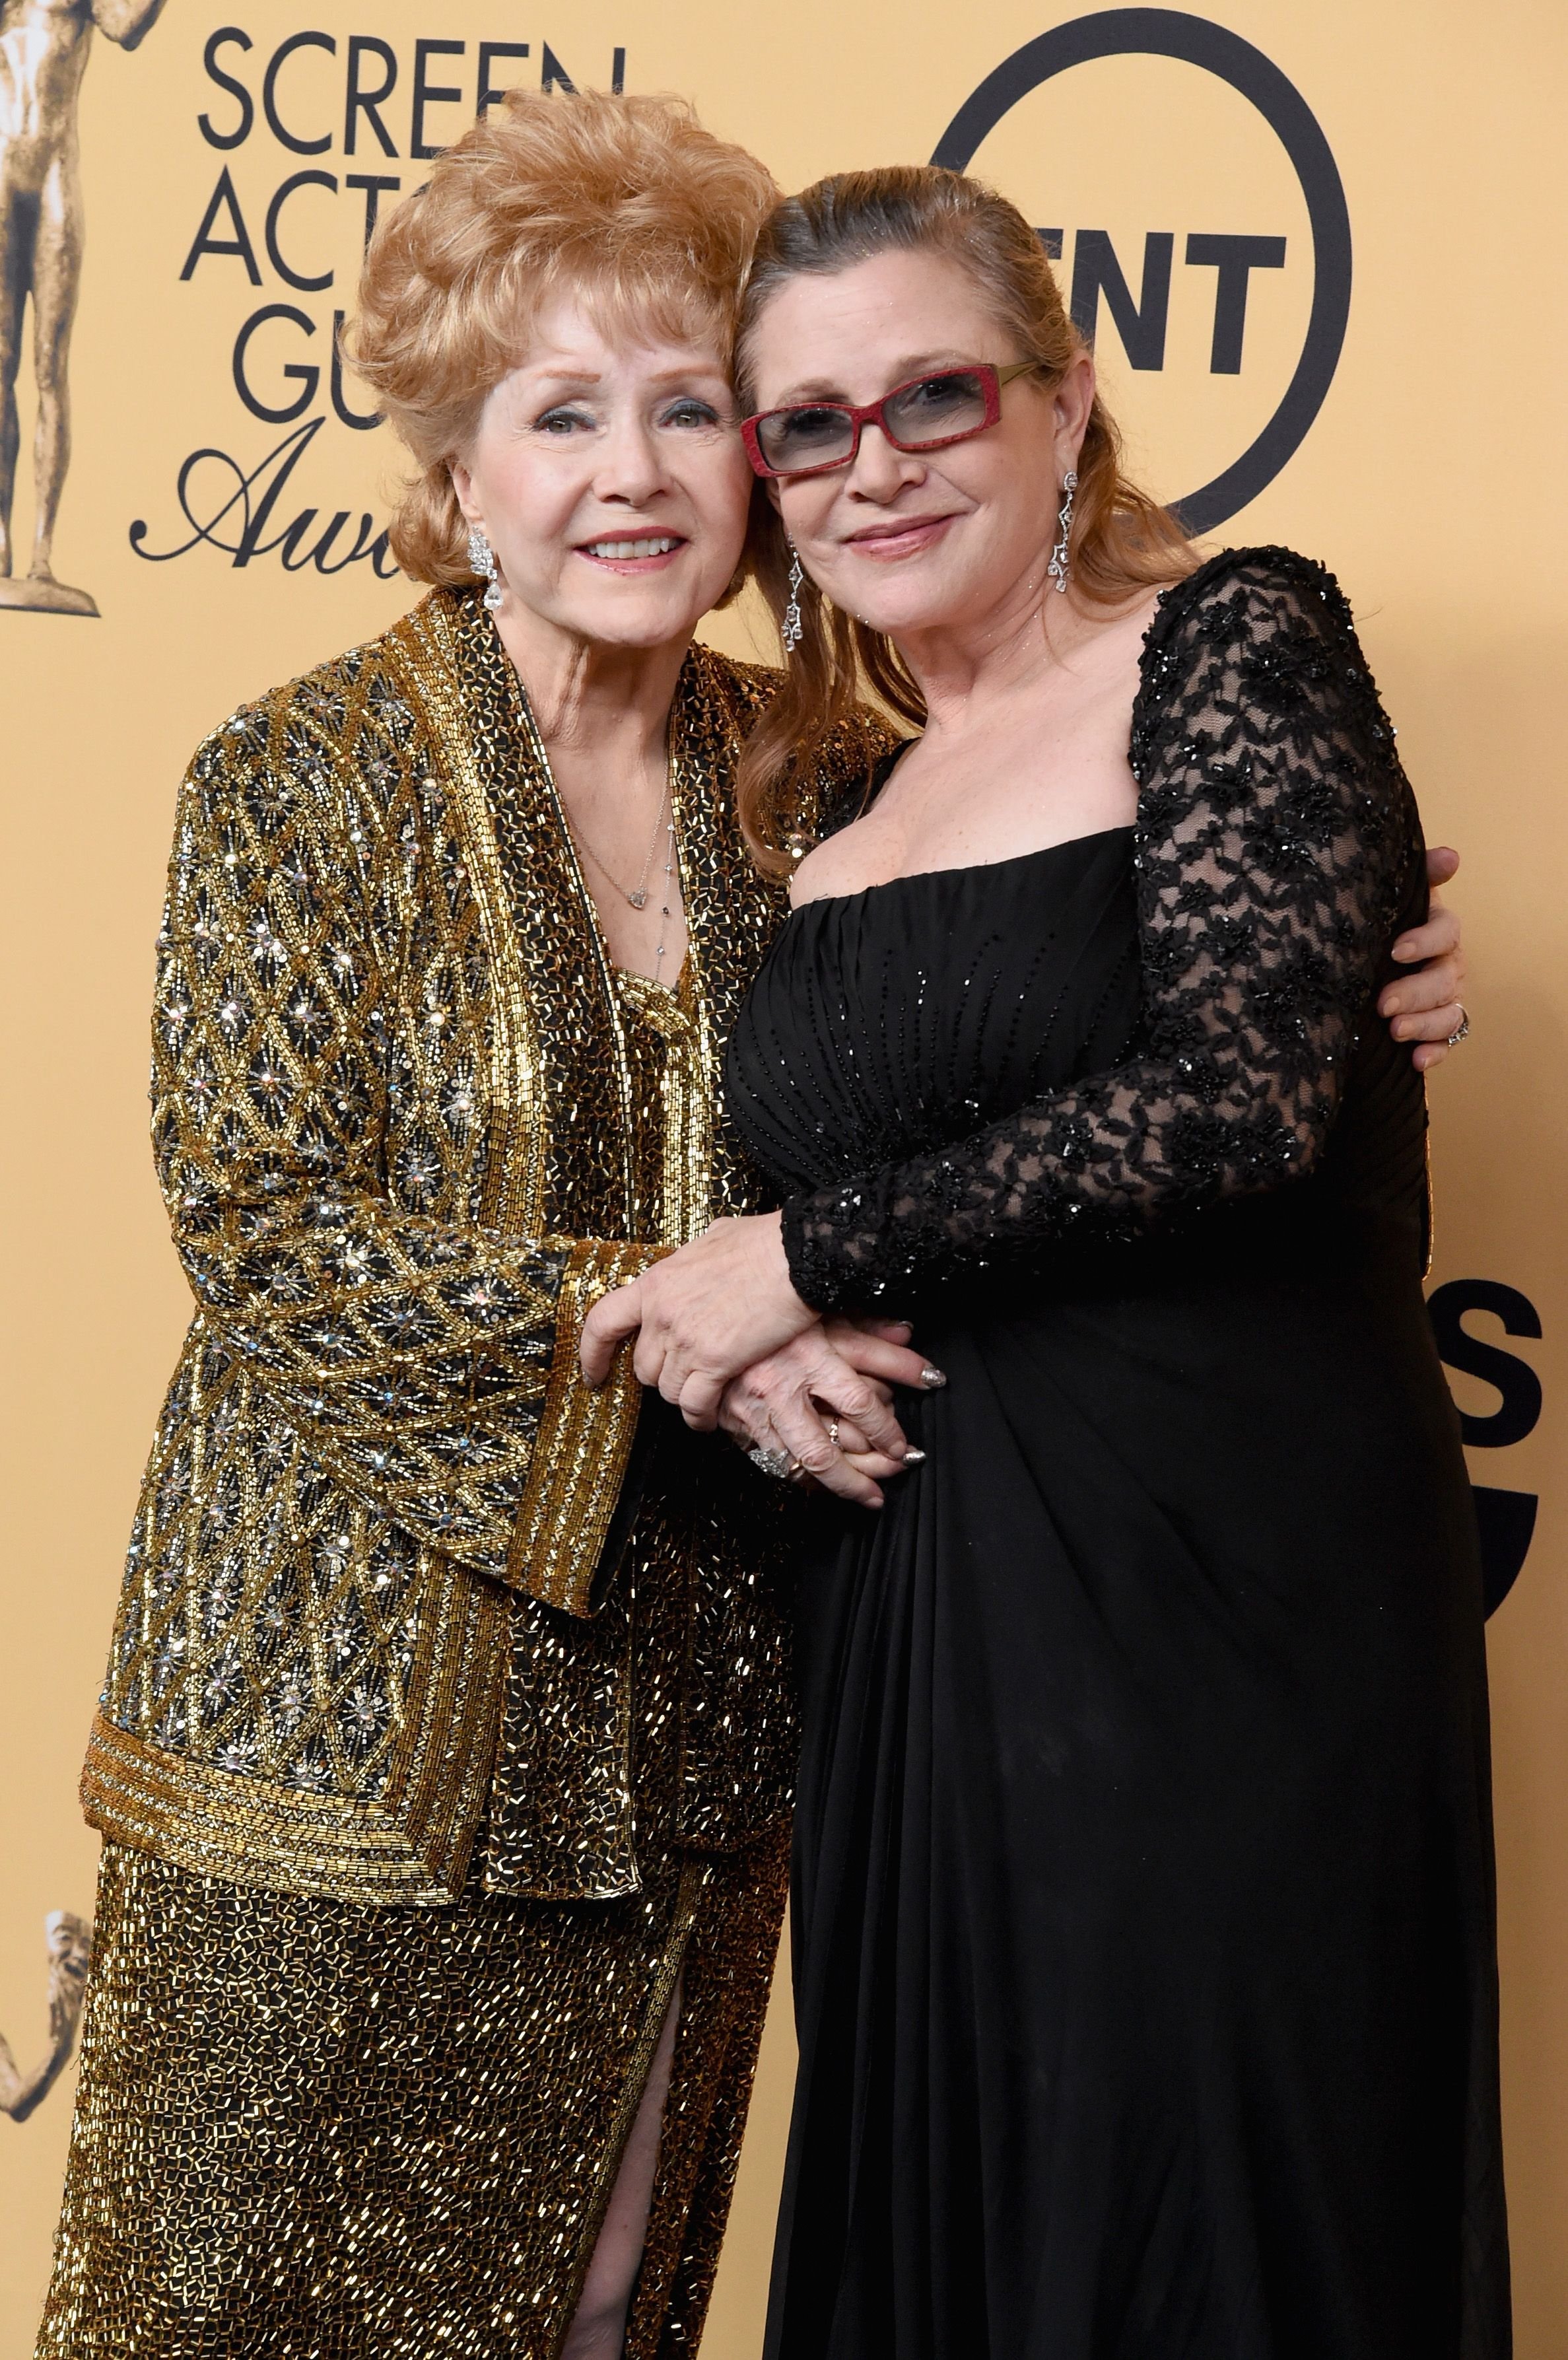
left=780, top=549, right=1421, bottom=1313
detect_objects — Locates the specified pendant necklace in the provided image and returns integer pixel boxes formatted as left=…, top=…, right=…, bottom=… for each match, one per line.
left=574, top=768, right=670, bottom=911
left=572, top=767, right=682, bottom=979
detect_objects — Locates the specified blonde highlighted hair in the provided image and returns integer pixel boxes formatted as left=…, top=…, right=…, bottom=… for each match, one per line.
left=734, top=166, right=1198, bottom=873
left=347, top=89, right=779, bottom=585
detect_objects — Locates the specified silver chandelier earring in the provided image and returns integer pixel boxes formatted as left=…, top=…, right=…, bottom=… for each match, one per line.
left=781, top=543, right=805, bottom=655
left=467, top=526, right=504, bottom=613
left=1047, top=469, right=1078, bottom=596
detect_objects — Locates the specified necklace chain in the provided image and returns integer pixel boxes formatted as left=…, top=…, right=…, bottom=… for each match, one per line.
left=652, top=816, right=677, bottom=977
left=568, top=767, right=681, bottom=978
left=572, top=767, right=669, bottom=910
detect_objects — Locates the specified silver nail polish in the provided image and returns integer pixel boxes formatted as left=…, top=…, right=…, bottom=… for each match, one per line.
left=919, top=1366, right=947, bottom=1390
left=903, top=1448, right=927, bottom=1465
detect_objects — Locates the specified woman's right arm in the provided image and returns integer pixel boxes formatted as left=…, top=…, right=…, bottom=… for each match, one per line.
left=153, top=705, right=655, bottom=1614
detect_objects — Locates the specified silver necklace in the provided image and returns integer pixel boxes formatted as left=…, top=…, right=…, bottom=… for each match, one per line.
left=650, top=810, right=679, bottom=978
left=573, top=770, right=670, bottom=910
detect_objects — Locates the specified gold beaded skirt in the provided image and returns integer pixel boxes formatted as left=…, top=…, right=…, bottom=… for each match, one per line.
left=37, top=1826, right=788, bottom=2359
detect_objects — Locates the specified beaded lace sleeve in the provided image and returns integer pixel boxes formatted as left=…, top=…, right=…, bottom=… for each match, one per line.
left=780, top=549, right=1421, bottom=1313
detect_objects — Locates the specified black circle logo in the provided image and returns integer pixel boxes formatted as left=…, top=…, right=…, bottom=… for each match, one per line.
left=932, top=8, right=1352, bottom=532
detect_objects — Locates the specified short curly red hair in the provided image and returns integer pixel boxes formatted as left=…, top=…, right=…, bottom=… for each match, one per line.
left=347, top=89, right=779, bottom=584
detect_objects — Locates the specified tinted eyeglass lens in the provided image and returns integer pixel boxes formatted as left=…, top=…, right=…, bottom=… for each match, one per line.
left=883, top=370, right=990, bottom=446
left=757, top=404, right=856, bottom=472
left=756, top=370, right=994, bottom=472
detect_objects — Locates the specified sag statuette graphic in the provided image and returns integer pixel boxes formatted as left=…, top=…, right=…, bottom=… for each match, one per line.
left=0, top=1912, right=91, bottom=2122
left=0, top=0, right=166, bottom=617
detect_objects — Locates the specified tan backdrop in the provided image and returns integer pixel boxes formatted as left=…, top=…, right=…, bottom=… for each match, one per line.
left=2, top=3, right=1563, bottom=2352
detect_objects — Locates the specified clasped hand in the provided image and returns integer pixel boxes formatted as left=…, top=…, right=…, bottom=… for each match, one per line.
left=578, top=1211, right=929, bottom=1508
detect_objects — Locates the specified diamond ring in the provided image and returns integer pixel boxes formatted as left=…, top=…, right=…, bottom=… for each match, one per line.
left=748, top=1444, right=794, bottom=1481
left=1446, top=1005, right=1470, bottom=1048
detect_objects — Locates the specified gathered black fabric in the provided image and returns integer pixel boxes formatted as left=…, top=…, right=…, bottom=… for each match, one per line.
left=773, top=548, right=1423, bottom=1313
left=725, top=549, right=1509, bottom=2360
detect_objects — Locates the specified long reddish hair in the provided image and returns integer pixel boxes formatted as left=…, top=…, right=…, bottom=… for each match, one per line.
left=734, top=166, right=1198, bottom=874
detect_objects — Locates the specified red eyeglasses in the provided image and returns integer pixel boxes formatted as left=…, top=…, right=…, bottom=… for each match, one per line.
left=741, top=361, right=1042, bottom=480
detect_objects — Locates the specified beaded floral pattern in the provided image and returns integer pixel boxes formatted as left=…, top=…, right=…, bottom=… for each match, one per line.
left=777, top=550, right=1423, bottom=1311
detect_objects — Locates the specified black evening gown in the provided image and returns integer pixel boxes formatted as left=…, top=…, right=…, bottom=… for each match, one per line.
left=725, top=551, right=1509, bottom=2360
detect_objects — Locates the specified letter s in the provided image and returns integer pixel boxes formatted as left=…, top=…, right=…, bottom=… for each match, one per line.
left=199, top=28, right=254, bottom=151
left=1427, top=1278, right=1543, bottom=1448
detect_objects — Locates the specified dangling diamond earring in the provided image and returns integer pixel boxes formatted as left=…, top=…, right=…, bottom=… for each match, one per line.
left=781, top=543, right=805, bottom=655
left=467, top=526, right=504, bottom=613
left=1047, top=469, right=1077, bottom=596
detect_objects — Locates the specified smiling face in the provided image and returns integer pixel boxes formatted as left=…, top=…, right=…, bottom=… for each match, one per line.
left=745, top=247, right=1094, bottom=643
left=449, top=295, right=755, bottom=657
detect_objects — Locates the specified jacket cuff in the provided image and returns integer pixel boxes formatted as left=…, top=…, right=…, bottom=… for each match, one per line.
left=506, top=1240, right=662, bottom=1615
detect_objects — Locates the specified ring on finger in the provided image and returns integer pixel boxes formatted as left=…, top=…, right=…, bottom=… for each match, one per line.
left=1446, top=1004, right=1470, bottom=1048
left=748, top=1443, right=793, bottom=1480
left=826, top=1416, right=842, bottom=1450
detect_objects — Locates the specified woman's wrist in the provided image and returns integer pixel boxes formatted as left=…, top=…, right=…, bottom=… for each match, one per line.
left=778, top=1193, right=864, bottom=1316
left=756, top=1206, right=801, bottom=1285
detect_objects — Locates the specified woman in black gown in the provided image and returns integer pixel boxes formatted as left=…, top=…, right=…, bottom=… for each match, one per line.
left=581, top=166, right=1506, bottom=2358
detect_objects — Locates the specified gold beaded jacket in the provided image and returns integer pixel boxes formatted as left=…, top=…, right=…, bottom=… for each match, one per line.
left=83, top=586, right=883, bottom=1907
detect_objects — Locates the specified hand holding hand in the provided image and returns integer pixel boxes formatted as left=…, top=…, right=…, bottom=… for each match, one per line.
left=718, top=1317, right=937, bottom=1509
left=579, top=1212, right=818, bottom=1428
left=1381, top=847, right=1470, bottom=1073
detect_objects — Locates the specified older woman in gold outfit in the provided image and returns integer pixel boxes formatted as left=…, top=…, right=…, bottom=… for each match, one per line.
left=39, top=89, right=1468, bottom=2360
left=38, top=93, right=924, bottom=2360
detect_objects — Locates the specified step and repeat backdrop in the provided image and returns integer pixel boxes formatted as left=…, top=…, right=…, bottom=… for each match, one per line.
left=1, top=2, right=1563, bottom=2351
